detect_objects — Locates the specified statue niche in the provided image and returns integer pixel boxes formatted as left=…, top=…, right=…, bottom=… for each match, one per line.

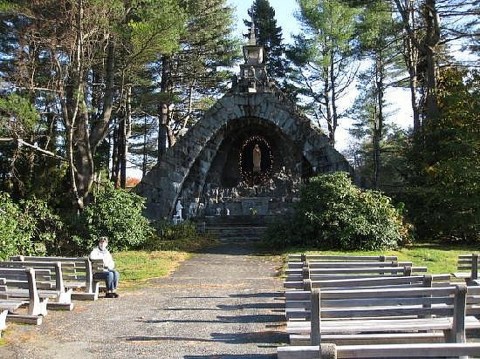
left=240, top=136, right=272, bottom=186
left=253, top=144, right=261, bottom=173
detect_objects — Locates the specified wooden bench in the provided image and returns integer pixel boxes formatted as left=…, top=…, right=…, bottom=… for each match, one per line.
left=288, top=254, right=398, bottom=263
left=11, top=255, right=101, bottom=300
left=453, top=253, right=478, bottom=283
left=0, top=261, right=74, bottom=311
left=285, top=274, right=452, bottom=320
left=286, top=285, right=480, bottom=346
left=285, top=265, right=428, bottom=283
left=277, top=342, right=480, bottom=359
left=288, top=260, right=408, bottom=270
left=0, top=268, right=48, bottom=325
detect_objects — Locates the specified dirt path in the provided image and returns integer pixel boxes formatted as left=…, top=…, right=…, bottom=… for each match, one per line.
left=0, top=241, right=286, bottom=359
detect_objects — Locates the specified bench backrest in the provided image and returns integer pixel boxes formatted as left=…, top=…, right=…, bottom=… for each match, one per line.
left=288, top=261, right=409, bottom=269
left=0, top=261, right=64, bottom=291
left=317, top=286, right=463, bottom=316
left=11, top=255, right=95, bottom=292
left=90, top=258, right=106, bottom=274
left=0, top=267, right=38, bottom=302
left=277, top=343, right=480, bottom=359
left=285, top=274, right=451, bottom=292
left=284, top=266, right=427, bottom=289
left=457, top=253, right=479, bottom=280
left=306, top=285, right=469, bottom=345
left=289, top=254, right=398, bottom=262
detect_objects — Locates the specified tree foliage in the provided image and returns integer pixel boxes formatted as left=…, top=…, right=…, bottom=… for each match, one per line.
left=348, top=0, right=404, bottom=188
left=0, top=0, right=186, bottom=209
left=0, top=192, right=66, bottom=259
left=287, top=0, right=360, bottom=145
left=402, top=67, right=480, bottom=242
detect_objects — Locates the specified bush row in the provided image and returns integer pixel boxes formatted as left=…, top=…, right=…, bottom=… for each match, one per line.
left=0, top=182, right=200, bottom=259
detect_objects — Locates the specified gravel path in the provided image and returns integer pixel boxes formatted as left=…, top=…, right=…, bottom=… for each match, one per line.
left=0, top=241, right=286, bottom=359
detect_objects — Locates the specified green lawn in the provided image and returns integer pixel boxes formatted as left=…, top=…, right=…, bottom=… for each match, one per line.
left=113, top=242, right=478, bottom=291
left=114, top=250, right=191, bottom=289
left=292, top=242, right=479, bottom=274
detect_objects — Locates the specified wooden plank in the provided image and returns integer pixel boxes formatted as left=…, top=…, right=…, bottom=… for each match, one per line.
left=338, top=343, right=480, bottom=358
left=278, top=343, right=480, bottom=359
left=290, top=332, right=445, bottom=346
left=289, top=254, right=398, bottom=262
left=287, top=315, right=480, bottom=334
left=11, top=256, right=98, bottom=300
left=287, top=261, right=408, bottom=269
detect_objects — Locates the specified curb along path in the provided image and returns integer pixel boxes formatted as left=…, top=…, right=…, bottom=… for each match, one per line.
left=0, top=241, right=286, bottom=359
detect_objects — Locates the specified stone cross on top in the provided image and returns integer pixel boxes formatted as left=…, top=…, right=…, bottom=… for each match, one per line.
left=247, top=8, right=257, bottom=46
left=239, top=6, right=267, bottom=92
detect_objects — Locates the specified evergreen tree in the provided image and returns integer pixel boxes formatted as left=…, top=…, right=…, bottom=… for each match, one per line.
left=402, top=67, right=480, bottom=242
left=287, top=0, right=360, bottom=145
left=349, top=0, right=403, bottom=189
left=154, top=0, right=239, bottom=161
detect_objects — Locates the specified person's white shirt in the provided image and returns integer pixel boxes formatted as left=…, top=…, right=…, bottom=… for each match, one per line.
left=90, top=245, right=115, bottom=270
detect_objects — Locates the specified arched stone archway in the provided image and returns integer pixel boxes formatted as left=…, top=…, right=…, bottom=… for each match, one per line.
left=135, top=90, right=353, bottom=219
left=135, top=20, right=354, bottom=220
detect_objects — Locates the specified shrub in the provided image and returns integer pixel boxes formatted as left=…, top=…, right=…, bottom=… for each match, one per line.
left=142, top=220, right=212, bottom=251
left=19, top=196, right=68, bottom=255
left=265, top=172, right=411, bottom=250
left=73, top=183, right=153, bottom=253
left=0, top=192, right=36, bottom=259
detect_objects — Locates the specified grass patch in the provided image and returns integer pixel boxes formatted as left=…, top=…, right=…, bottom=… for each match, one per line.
left=112, top=234, right=218, bottom=290
left=289, top=242, right=479, bottom=274
left=114, top=250, right=190, bottom=289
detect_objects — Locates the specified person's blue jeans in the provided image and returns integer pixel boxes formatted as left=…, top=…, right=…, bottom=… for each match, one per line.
left=93, top=269, right=119, bottom=291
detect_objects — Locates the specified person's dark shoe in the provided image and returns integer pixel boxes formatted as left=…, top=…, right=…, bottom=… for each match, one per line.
left=105, top=293, right=115, bottom=298
left=111, top=292, right=119, bottom=298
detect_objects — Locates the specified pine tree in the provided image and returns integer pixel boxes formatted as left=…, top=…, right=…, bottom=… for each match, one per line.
left=287, top=0, right=360, bottom=145
left=349, top=0, right=404, bottom=189
left=154, top=0, right=239, bottom=161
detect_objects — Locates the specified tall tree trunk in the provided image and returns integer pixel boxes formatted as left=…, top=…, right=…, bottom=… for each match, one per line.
left=404, top=0, right=421, bottom=132
left=158, top=55, right=173, bottom=162
left=373, top=55, right=385, bottom=189
left=119, top=86, right=132, bottom=189
left=63, top=0, right=95, bottom=210
left=323, top=63, right=334, bottom=145
left=423, top=0, right=440, bottom=122
left=111, top=125, right=120, bottom=187
left=142, top=114, right=148, bottom=176
left=395, top=0, right=440, bottom=130
left=330, top=51, right=338, bottom=146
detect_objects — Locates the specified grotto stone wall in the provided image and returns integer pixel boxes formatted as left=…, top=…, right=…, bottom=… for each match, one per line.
left=135, top=86, right=353, bottom=220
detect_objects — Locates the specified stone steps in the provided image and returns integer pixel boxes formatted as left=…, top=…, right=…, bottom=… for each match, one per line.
left=206, top=226, right=268, bottom=242
left=198, top=215, right=270, bottom=242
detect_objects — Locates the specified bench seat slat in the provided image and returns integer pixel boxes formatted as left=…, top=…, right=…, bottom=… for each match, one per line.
left=277, top=343, right=480, bottom=359
left=287, top=315, right=480, bottom=334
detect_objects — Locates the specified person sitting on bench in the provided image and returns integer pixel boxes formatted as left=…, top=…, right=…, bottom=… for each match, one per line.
left=90, top=237, right=120, bottom=298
